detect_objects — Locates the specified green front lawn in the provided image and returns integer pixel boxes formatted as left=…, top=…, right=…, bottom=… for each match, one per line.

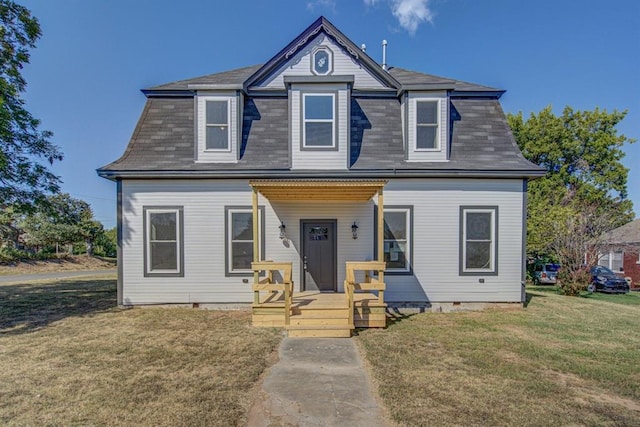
left=529, top=284, right=640, bottom=306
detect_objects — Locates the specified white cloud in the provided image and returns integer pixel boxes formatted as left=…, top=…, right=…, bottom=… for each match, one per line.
left=365, top=0, right=434, bottom=34
left=307, top=0, right=337, bottom=12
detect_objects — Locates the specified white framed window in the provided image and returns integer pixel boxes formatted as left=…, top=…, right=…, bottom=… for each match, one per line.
left=144, top=206, right=183, bottom=277
left=375, top=206, right=413, bottom=274
left=460, top=206, right=498, bottom=275
left=225, top=206, right=265, bottom=276
left=415, top=100, right=439, bottom=150
left=205, top=100, right=230, bottom=151
left=196, top=94, right=237, bottom=163
left=598, top=250, right=624, bottom=272
left=302, top=93, right=335, bottom=149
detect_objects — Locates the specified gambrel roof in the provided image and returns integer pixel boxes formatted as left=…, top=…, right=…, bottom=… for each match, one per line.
left=98, top=16, right=543, bottom=180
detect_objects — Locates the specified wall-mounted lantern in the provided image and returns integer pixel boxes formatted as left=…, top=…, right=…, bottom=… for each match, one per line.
left=351, top=222, right=359, bottom=240
left=279, top=222, right=287, bottom=239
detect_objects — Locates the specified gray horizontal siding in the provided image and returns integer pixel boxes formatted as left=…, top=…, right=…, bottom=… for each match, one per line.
left=120, top=178, right=524, bottom=305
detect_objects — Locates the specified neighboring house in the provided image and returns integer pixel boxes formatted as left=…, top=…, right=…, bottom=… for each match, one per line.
left=598, top=218, right=640, bottom=288
left=98, top=17, right=544, bottom=319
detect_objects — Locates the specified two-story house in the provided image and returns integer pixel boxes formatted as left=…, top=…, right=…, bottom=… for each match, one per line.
left=98, top=17, right=544, bottom=336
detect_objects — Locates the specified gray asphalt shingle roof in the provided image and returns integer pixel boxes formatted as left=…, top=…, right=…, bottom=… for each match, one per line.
left=100, top=16, right=541, bottom=178
left=145, top=65, right=501, bottom=93
left=100, top=95, right=540, bottom=175
left=149, top=65, right=262, bottom=90
left=601, top=219, right=640, bottom=246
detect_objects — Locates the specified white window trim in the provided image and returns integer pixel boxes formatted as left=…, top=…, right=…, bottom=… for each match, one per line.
left=383, top=207, right=412, bottom=274
left=311, top=46, right=333, bottom=76
left=414, top=99, right=440, bottom=152
left=598, top=249, right=624, bottom=271
left=204, top=99, right=231, bottom=153
left=302, top=93, right=336, bottom=149
left=461, top=207, right=497, bottom=274
left=226, top=208, right=262, bottom=275
left=144, top=207, right=183, bottom=276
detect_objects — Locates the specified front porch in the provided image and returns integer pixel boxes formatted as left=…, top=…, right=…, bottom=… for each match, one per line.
left=250, top=260, right=387, bottom=337
left=248, top=179, right=389, bottom=337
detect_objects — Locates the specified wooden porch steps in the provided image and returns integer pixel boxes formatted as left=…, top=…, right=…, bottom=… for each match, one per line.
left=252, top=291, right=388, bottom=337
left=285, top=293, right=353, bottom=338
left=286, top=324, right=353, bottom=338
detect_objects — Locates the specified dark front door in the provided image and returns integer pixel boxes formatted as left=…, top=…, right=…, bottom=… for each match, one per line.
left=302, top=220, right=337, bottom=292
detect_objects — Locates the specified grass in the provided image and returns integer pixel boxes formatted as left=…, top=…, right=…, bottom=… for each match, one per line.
left=358, top=291, right=640, bottom=426
left=529, top=284, right=640, bottom=306
left=0, top=276, right=282, bottom=426
left=0, top=254, right=116, bottom=276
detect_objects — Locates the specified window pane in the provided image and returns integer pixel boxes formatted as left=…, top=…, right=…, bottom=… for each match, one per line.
left=598, top=253, right=609, bottom=267
left=232, top=242, right=253, bottom=270
left=232, top=212, right=253, bottom=240
left=466, top=212, right=492, bottom=240
left=305, top=95, right=333, bottom=120
left=206, top=126, right=228, bottom=150
left=417, top=101, right=437, bottom=124
left=384, top=240, right=407, bottom=270
left=150, top=212, right=176, bottom=241
left=150, top=242, right=177, bottom=270
left=466, top=241, right=491, bottom=269
left=206, top=101, right=227, bottom=125
left=313, top=50, right=330, bottom=74
left=305, top=122, right=333, bottom=146
left=416, top=126, right=437, bottom=149
left=612, top=251, right=623, bottom=271
left=384, top=212, right=406, bottom=240
left=309, top=227, right=328, bottom=241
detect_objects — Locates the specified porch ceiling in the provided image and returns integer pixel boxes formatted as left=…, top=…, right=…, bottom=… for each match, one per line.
left=249, top=179, right=387, bottom=201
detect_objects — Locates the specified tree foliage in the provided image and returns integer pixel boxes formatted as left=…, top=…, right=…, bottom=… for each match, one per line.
left=508, top=106, right=636, bottom=294
left=19, top=193, right=103, bottom=254
left=0, top=0, right=62, bottom=211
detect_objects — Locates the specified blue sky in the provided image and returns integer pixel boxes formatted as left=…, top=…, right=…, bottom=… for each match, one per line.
left=19, top=0, right=639, bottom=228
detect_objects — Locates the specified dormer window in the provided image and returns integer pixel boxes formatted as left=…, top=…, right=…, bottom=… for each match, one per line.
left=406, top=93, right=447, bottom=162
left=311, top=46, right=333, bottom=75
left=196, top=93, right=238, bottom=163
left=416, top=100, right=439, bottom=150
left=205, top=100, right=229, bottom=151
left=303, top=93, right=335, bottom=148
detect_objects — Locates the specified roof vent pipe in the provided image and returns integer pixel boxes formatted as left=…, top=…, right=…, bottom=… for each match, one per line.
left=361, top=43, right=366, bottom=53
left=382, top=39, right=388, bottom=71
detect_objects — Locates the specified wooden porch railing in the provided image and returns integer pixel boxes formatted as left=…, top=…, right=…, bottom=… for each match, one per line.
left=344, top=261, right=386, bottom=327
left=251, top=261, right=293, bottom=326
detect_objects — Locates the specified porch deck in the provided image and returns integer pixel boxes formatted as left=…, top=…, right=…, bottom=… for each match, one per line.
left=252, top=291, right=388, bottom=337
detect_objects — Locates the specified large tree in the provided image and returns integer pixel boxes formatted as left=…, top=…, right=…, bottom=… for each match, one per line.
left=20, top=193, right=103, bottom=255
left=0, top=1, right=62, bottom=211
left=508, top=106, right=635, bottom=294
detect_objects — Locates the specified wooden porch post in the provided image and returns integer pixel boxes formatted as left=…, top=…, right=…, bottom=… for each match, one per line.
left=377, top=188, right=384, bottom=261
left=252, top=187, right=259, bottom=304
left=377, top=188, right=385, bottom=302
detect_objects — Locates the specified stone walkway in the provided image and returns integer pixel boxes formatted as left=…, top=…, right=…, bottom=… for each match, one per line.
left=248, top=337, right=389, bottom=426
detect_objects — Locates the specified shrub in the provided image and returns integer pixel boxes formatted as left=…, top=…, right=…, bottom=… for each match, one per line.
left=557, top=266, right=591, bottom=296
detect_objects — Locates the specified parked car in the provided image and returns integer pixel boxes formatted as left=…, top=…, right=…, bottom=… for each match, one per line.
left=588, top=266, right=630, bottom=294
left=532, top=263, right=560, bottom=285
